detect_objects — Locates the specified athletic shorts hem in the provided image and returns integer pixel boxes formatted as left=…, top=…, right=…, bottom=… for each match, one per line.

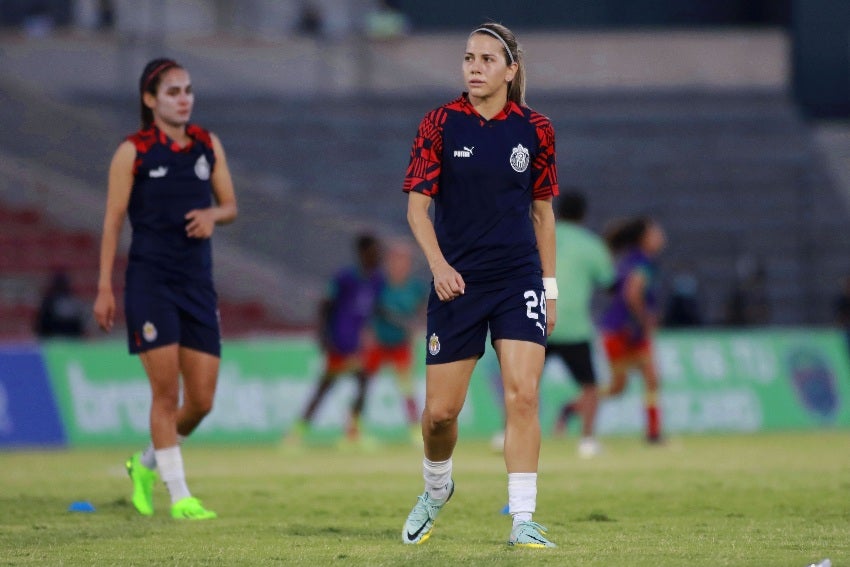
left=424, top=349, right=484, bottom=366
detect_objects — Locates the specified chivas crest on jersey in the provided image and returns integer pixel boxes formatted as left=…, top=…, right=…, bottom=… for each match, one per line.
left=509, top=143, right=529, bottom=173
left=195, top=154, right=211, bottom=180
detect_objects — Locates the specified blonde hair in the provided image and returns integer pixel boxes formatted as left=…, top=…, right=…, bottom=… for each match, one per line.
left=471, top=22, right=525, bottom=106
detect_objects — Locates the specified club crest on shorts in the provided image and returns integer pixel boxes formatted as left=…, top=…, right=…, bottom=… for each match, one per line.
left=195, top=154, right=210, bottom=180
left=142, top=321, right=158, bottom=342
left=509, top=143, right=529, bottom=173
left=428, top=333, right=441, bottom=356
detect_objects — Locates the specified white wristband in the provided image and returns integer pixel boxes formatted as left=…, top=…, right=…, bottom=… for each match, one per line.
left=543, top=277, right=558, bottom=300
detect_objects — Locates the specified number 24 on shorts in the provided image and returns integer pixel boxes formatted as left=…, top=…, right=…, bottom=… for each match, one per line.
left=524, top=290, right=546, bottom=335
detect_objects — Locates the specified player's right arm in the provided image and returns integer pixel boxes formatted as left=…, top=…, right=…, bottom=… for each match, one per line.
left=407, top=192, right=464, bottom=302
left=316, top=278, right=339, bottom=352
left=623, top=269, right=654, bottom=338
left=94, top=140, right=135, bottom=332
left=403, top=109, right=464, bottom=302
left=316, top=297, right=333, bottom=351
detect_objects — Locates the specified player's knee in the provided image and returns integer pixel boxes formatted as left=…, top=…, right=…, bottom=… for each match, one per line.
left=423, top=406, right=460, bottom=431
left=151, top=388, right=180, bottom=411
left=641, top=370, right=659, bottom=391
left=189, top=395, right=214, bottom=417
left=504, top=389, right=538, bottom=416
left=199, top=397, right=215, bottom=417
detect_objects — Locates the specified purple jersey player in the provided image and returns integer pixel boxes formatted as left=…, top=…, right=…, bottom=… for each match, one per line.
left=286, top=234, right=384, bottom=446
left=599, top=217, right=666, bottom=443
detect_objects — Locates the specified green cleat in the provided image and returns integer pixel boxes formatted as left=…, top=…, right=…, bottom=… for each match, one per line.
left=401, top=480, right=454, bottom=544
left=171, top=496, right=217, bottom=520
left=125, top=452, right=157, bottom=517
left=508, top=521, right=557, bottom=548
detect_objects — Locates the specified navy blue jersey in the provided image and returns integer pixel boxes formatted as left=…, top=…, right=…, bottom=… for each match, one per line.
left=404, top=94, right=559, bottom=290
left=126, top=124, right=217, bottom=282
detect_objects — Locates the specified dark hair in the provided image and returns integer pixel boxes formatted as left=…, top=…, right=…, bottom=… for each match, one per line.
left=605, top=216, right=652, bottom=254
left=139, top=58, right=181, bottom=129
left=471, top=22, right=525, bottom=106
left=356, top=233, right=379, bottom=253
left=557, top=191, right=587, bottom=222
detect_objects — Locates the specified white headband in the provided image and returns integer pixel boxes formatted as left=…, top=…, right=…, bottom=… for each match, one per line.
left=472, top=27, right=515, bottom=65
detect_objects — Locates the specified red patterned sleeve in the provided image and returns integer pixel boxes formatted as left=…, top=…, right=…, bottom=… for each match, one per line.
left=127, top=128, right=156, bottom=176
left=529, top=112, right=559, bottom=200
left=403, top=108, right=446, bottom=196
left=186, top=124, right=214, bottom=150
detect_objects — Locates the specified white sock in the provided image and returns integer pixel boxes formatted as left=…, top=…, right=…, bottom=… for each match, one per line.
left=423, top=457, right=452, bottom=500
left=140, top=444, right=157, bottom=469
left=155, top=445, right=191, bottom=504
left=141, top=434, right=186, bottom=470
left=508, top=472, right=537, bottom=526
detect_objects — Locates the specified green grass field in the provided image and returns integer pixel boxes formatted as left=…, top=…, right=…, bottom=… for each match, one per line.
left=1, top=432, right=847, bottom=566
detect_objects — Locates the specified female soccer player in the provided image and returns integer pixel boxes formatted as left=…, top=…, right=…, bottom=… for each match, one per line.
left=94, top=58, right=237, bottom=520
left=599, top=217, right=666, bottom=443
left=402, top=22, right=559, bottom=548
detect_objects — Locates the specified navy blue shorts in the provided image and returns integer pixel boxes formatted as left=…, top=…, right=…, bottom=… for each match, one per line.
left=424, top=283, right=547, bottom=365
left=124, top=276, right=221, bottom=357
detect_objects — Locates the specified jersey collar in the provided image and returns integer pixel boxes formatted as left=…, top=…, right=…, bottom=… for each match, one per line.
left=152, top=124, right=196, bottom=153
left=458, top=93, right=523, bottom=121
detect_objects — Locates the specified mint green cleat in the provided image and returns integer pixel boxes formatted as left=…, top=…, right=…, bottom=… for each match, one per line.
left=171, top=496, right=217, bottom=520
left=401, top=480, right=454, bottom=544
left=508, top=521, right=557, bottom=548
left=125, top=452, right=157, bottom=517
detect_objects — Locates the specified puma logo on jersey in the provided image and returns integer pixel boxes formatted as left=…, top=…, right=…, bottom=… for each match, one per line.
left=453, top=146, right=474, bottom=158
left=149, top=166, right=168, bottom=178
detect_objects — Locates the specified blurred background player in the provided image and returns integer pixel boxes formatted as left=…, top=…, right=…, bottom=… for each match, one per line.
left=362, top=239, right=427, bottom=444
left=599, top=217, right=666, bottom=443
left=662, top=271, right=703, bottom=327
left=286, top=233, right=384, bottom=447
left=835, top=274, right=850, bottom=354
left=93, top=58, right=238, bottom=520
left=549, top=191, right=614, bottom=458
left=34, top=270, right=87, bottom=339
left=402, top=22, right=559, bottom=548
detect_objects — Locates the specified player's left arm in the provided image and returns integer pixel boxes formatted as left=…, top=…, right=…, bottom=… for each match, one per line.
left=530, top=114, right=558, bottom=335
left=185, top=133, right=238, bottom=239
left=531, top=197, right=556, bottom=335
